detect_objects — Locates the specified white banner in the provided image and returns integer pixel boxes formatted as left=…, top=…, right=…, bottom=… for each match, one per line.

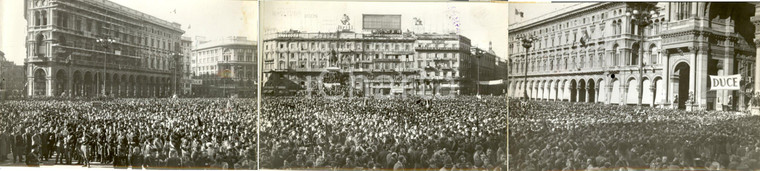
left=478, top=80, right=504, bottom=85
left=709, top=74, right=741, bottom=90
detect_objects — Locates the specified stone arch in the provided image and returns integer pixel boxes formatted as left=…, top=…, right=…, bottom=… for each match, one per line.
left=555, top=79, right=563, bottom=101
left=674, top=62, right=691, bottom=109
left=562, top=79, right=570, bottom=101
left=112, top=73, right=120, bottom=97
left=129, top=75, right=135, bottom=97
left=597, top=77, right=606, bottom=103
left=587, top=78, right=596, bottom=103
left=530, top=80, right=536, bottom=99
left=653, top=76, right=666, bottom=107
left=642, top=77, right=653, bottom=106
left=626, top=77, right=638, bottom=105
left=55, top=69, right=66, bottom=96
left=33, top=68, right=47, bottom=96
left=535, top=80, right=542, bottom=100
left=569, top=79, right=578, bottom=102
left=35, top=33, right=46, bottom=56
left=631, top=42, right=641, bottom=65
left=648, top=43, right=659, bottom=65
left=578, top=79, right=586, bottom=102
left=547, top=80, right=555, bottom=100
left=610, top=78, right=621, bottom=104
left=84, top=71, right=94, bottom=97
left=72, top=70, right=82, bottom=97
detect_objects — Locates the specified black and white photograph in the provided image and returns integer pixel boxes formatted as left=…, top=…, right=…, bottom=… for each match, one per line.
left=259, top=1, right=508, bottom=170
left=508, top=2, right=760, bottom=170
left=0, top=0, right=257, bottom=169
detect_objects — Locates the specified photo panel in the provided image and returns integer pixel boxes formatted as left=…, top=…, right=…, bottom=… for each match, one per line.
left=508, top=2, right=760, bottom=170
left=260, top=0, right=508, bottom=170
left=0, top=0, right=258, bottom=169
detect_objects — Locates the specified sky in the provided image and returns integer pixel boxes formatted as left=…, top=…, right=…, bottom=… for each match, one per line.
left=508, top=2, right=578, bottom=26
left=262, top=1, right=508, bottom=59
left=0, top=0, right=258, bottom=65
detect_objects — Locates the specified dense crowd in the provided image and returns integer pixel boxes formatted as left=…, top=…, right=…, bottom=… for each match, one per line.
left=509, top=99, right=760, bottom=170
left=260, top=96, right=507, bottom=170
left=0, top=98, right=256, bottom=169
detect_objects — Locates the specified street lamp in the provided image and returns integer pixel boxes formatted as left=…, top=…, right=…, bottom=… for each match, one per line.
left=625, top=4, right=658, bottom=107
left=471, top=47, right=482, bottom=96
left=519, top=35, right=538, bottom=100
left=96, top=37, right=115, bottom=97
left=235, top=65, right=242, bottom=97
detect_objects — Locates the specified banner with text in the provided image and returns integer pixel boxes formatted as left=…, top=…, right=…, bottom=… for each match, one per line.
left=709, top=74, right=741, bottom=90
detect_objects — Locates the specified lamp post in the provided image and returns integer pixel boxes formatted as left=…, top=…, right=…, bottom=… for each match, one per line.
left=96, top=37, right=115, bottom=97
left=519, top=35, right=538, bottom=100
left=471, top=47, right=482, bottom=96
left=235, top=65, right=242, bottom=97
left=625, top=4, right=658, bottom=107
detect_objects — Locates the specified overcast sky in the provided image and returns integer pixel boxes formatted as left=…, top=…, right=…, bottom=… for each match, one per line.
left=262, top=1, right=508, bottom=59
left=0, top=0, right=257, bottom=65
left=508, top=2, right=578, bottom=26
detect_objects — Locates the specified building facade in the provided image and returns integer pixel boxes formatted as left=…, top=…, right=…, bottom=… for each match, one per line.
left=180, top=36, right=192, bottom=95
left=0, top=51, right=26, bottom=99
left=508, top=2, right=757, bottom=111
left=262, top=29, right=506, bottom=96
left=24, top=0, right=185, bottom=97
left=190, top=36, right=257, bottom=98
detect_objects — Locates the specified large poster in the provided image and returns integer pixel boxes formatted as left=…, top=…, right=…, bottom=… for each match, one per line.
left=709, top=74, right=741, bottom=90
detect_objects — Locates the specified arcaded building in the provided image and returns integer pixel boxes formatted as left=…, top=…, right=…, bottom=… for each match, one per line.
left=24, top=0, right=185, bottom=97
left=508, top=2, right=757, bottom=111
left=262, top=14, right=506, bottom=97
left=190, top=36, right=257, bottom=98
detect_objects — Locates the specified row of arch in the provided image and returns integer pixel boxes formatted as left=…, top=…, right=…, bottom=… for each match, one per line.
left=511, top=42, right=661, bottom=75
left=508, top=76, right=668, bottom=106
left=31, top=68, right=175, bottom=97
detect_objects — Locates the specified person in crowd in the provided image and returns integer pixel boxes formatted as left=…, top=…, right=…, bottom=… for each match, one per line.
left=260, top=96, right=507, bottom=170
left=508, top=99, right=760, bottom=170
left=0, top=98, right=255, bottom=169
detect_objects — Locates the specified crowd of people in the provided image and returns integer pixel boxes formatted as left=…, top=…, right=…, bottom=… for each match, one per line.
left=509, top=99, right=760, bottom=170
left=0, top=98, right=256, bottom=169
left=260, top=96, right=507, bottom=170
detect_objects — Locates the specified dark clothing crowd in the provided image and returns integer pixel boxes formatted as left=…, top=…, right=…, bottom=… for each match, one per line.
left=260, top=96, right=507, bottom=170
left=0, top=98, right=256, bottom=169
left=509, top=99, right=760, bottom=171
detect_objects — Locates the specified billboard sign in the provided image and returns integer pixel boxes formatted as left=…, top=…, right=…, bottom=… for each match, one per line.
left=363, top=14, right=402, bottom=33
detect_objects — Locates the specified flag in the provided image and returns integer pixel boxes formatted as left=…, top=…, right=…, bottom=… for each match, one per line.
left=580, top=28, right=590, bottom=46
left=515, top=9, right=524, bottom=18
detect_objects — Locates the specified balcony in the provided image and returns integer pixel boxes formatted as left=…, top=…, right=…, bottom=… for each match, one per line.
left=372, top=58, right=401, bottom=62
left=415, top=46, right=460, bottom=51
left=423, top=65, right=439, bottom=70
left=291, top=68, right=325, bottom=72
left=439, top=66, right=454, bottom=70
left=432, top=57, right=453, bottom=61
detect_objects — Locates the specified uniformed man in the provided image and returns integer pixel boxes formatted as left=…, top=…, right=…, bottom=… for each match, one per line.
left=13, top=129, right=26, bottom=163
